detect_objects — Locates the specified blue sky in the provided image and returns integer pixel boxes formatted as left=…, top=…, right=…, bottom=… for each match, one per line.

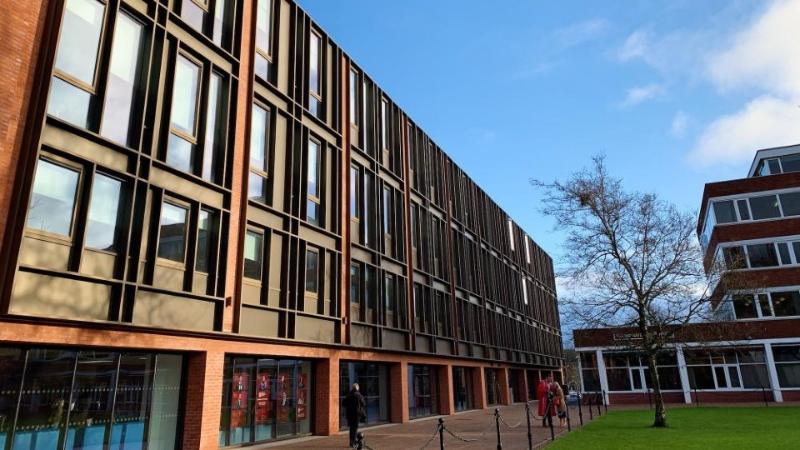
left=297, top=0, right=800, bottom=267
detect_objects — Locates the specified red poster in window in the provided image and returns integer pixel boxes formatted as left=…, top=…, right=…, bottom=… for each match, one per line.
left=277, top=373, right=290, bottom=423
left=255, top=371, right=271, bottom=424
left=231, top=371, right=249, bottom=428
left=297, top=373, right=307, bottom=420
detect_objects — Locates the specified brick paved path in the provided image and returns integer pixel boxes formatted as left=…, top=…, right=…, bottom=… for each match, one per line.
left=268, top=402, right=599, bottom=449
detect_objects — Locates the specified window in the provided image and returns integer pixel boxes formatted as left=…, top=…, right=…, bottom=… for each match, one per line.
left=157, top=202, right=188, bottom=263
left=243, top=230, right=263, bottom=280
left=777, top=243, right=792, bottom=265
left=685, top=348, right=770, bottom=390
left=713, top=200, right=737, bottom=223
left=196, top=209, right=215, bottom=273
left=722, top=246, right=747, bottom=269
left=350, top=263, right=361, bottom=305
left=254, top=0, right=272, bottom=79
left=781, top=154, right=800, bottom=173
left=249, top=104, right=270, bottom=203
left=780, top=192, right=800, bottom=216
left=364, top=172, right=374, bottom=246
left=305, top=248, right=319, bottom=293
left=48, top=0, right=106, bottom=127
left=746, top=243, right=779, bottom=268
left=202, top=72, right=225, bottom=182
left=736, top=199, right=751, bottom=221
left=732, top=294, right=758, bottom=319
left=349, top=68, right=358, bottom=125
left=525, top=235, right=531, bottom=264
left=307, top=139, right=322, bottom=225
left=86, top=174, right=122, bottom=251
left=27, top=159, right=80, bottom=237
left=382, top=187, right=392, bottom=237
left=380, top=98, right=388, bottom=151
left=522, top=278, right=529, bottom=305
left=773, top=345, right=800, bottom=388
left=362, top=79, right=370, bottom=153
left=180, top=0, right=232, bottom=49
left=308, top=31, right=322, bottom=116
left=99, top=12, right=144, bottom=146
left=771, top=291, right=800, bottom=317
left=384, top=274, right=395, bottom=327
left=167, top=54, right=202, bottom=173
left=507, top=218, right=515, bottom=251
left=749, top=195, right=781, bottom=220
left=350, top=165, right=360, bottom=220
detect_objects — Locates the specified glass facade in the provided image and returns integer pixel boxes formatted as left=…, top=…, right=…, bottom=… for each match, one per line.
left=485, top=368, right=502, bottom=406
left=452, top=367, right=474, bottom=411
left=338, top=362, right=390, bottom=429
left=0, top=346, right=183, bottom=450
left=407, top=365, right=438, bottom=419
left=219, top=357, right=312, bottom=447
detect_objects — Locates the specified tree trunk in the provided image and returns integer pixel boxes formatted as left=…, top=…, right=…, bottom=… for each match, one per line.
left=647, top=352, right=667, bottom=427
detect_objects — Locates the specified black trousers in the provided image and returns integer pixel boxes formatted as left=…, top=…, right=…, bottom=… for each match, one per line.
left=348, top=418, right=360, bottom=446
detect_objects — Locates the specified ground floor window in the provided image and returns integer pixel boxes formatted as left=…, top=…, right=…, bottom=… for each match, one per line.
left=219, top=357, right=312, bottom=447
left=485, top=368, right=502, bottom=406
left=452, top=367, right=474, bottom=411
left=685, top=347, right=770, bottom=390
left=773, top=345, right=800, bottom=388
left=579, top=353, right=601, bottom=392
left=339, top=361, right=390, bottom=429
left=0, top=346, right=183, bottom=450
left=408, top=365, right=439, bottom=418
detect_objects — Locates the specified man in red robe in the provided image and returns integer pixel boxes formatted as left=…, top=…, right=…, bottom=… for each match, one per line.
left=536, top=377, right=549, bottom=417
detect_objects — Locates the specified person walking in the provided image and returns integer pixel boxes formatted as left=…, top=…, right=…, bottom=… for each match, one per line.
left=344, top=383, right=366, bottom=448
left=554, top=382, right=567, bottom=427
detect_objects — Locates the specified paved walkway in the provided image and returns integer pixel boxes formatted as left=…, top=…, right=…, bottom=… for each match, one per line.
left=270, top=402, right=597, bottom=449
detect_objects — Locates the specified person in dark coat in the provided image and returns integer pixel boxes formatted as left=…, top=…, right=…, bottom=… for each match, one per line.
left=344, top=383, right=366, bottom=448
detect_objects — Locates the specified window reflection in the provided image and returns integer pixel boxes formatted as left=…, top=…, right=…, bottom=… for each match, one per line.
left=54, top=0, right=105, bottom=86
left=48, top=77, right=92, bottom=127
left=158, top=202, right=188, bottom=263
left=27, top=159, right=80, bottom=237
left=100, top=13, right=143, bottom=146
left=86, top=174, right=122, bottom=251
left=202, top=73, right=224, bottom=182
left=255, top=0, right=272, bottom=80
left=168, top=55, right=201, bottom=172
left=196, top=209, right=215, bottom=273
left=244, top=231, right=263, bottom=280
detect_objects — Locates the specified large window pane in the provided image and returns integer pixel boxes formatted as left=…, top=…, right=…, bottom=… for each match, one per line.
left=244, top=231, right=263, bottom=280
left=780, top=154, right=800, bottom=173
left=749, top=195, right=781, bottom=220
left=166, top=133, right=194, bottom=173
left=13, top=349, right=76, bottom=448
left=309, top=33, right=320, bottom=94
left=0, top=347, right=25, bottom=446
left=158, top=202, right=188, bottom=262
left=722, top=246, right=747, bottom=269
left=86, top=174, right=122, bottom=251
left=54, top=0, right=105, bottom=85
left=248, top=172, right=267, bottom=204
left=687, top=365, right=715, bottom=389
left=774, top=346, right=800, bottom=388
left=256, top=0, right=271, bottom=55
left=779, top=192, right=800, bottom=216
left=251, top=105, right=269, bottom=172
left=307, top=140, right=320, bottom=198
left=732, top=294, right=758, bottom=319
left=202, top=73, right=224, bottom=182
left=350, top=166, right=359, bottom=219
left=27, top=159, right=80, bottom=236
left=746, top=243, right=779, bottom=268
left=147, top=354, right=183, bottom=450
left=100, top=13, right=143, bottom=146
left=48, top=76, right=92, bottom=127
left=771, top=291, right=800, bottom=317
left=64, top=351, right=118, bottom=449
left=110, top=353, right=155, bottom=449
left=740, top=364, right=770, bottom=389
left=713, top=200, right=737, bottom=223
left=171, top=55, right=201, bottom=135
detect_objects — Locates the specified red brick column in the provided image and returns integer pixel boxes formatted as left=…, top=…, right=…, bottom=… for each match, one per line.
left=437, top=364, right=454, bottom=415
left=182, top=351, right=225, bottom=450
left=473, top=367, right=487, bottom=409
left=498, top=368, right=511, bottom=406
left=390, top=361, right=409, bottom=423
left=519, top=370, right=530, bottom=402
left=314, top=355, right=341, bottom=435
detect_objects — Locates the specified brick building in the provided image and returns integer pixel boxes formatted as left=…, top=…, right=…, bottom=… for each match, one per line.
left=574, top=145, right=800, bottom=406
left=0, top=0, right=563, bottom=448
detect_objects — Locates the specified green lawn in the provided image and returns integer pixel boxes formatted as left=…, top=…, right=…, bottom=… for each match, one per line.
left=549, top=406, right=800, bottom=449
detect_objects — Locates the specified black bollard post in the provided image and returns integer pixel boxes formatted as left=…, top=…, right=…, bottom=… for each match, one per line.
left=495, top=408, right=503, bottom=450
left=577, top=393, right=584, bottom=426
left=356, top=432, right=365, bottom=450
left=595, top=393, right=601, bottom=417
left=761, top=386, right=769, bottom=407
left=602, top=390, right=608, bottom=413
left=438, top=417, right=445, bottom=450
left=548, top=396, right=555, bottom=441
left=526, top=401, right=533, bottom=450
left=566, top=398, right=572, bottom=431
left=588, top=393, right=593, bottom=420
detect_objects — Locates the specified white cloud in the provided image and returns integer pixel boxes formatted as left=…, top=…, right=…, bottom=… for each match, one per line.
left=688, top=0, right=800, bottom=167
left=554, top=18, right=610, bottom=49
left=707, top=0, right=800, bottom=97
left=620, top=83, right=666, bottom=107
left=617, top=30, right=650, bottom=62
left=670, top=111, right=689, bottom=138
left=687, top=96, right=800, bottom=167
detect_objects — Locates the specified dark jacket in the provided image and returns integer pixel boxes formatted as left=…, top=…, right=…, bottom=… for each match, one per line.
left=344, top=389, right=366, bottom=422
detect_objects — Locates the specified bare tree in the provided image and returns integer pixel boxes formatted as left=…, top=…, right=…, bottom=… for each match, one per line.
left=532, top=155, right=718, bottom=428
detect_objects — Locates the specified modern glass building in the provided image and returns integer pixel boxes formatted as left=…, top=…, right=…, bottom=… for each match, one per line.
left=0, top=0, right=564, bottom=447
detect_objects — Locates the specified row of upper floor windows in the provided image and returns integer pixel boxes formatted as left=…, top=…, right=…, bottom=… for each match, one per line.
left=753, top=152, right=800, bottom=177
left=728, top=288, right=800, bottom=320
left=718, top=236, right=800, bottom=271
left=700, top=188, right=800, bottom=249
